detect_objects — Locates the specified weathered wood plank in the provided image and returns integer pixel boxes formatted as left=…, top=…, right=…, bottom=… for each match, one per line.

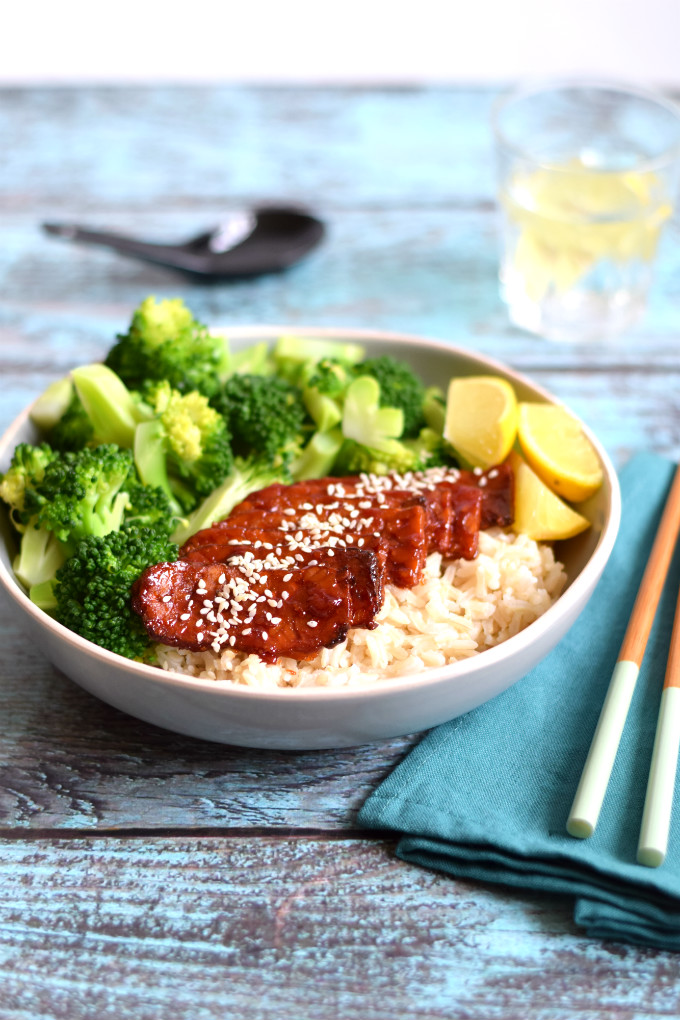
left=0, top=86, right=499, bottom=211
left=0, top=835, right=675, bottom=1020
left=0, top=601, right=420, bottom=831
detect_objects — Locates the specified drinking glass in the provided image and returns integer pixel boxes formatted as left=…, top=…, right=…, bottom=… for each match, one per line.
left=493, top=81, right=680, bottom=343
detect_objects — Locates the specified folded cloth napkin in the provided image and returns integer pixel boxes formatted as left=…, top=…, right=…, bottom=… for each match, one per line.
left=358, top=452, right=680, bottom=950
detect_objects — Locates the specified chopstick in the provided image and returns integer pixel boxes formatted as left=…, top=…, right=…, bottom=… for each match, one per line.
left=567, top=463, right=680, bottom=842
left=637, top=582, right=680, bottom=867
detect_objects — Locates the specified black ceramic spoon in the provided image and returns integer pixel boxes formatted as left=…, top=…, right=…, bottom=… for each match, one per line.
left=42, top=205, right=325, bottom=279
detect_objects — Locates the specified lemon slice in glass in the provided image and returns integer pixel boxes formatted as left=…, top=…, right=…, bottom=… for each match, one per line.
left=517, top=403, right=603, bottom=503
left=510, top=452, right=591, bottom=541
left=444, top=376, right=518, bottom=469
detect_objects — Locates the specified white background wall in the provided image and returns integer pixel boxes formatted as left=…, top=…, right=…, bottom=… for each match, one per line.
left=5, top=0, right=680, bottom=87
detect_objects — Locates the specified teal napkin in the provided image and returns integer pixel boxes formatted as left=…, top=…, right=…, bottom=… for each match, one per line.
left=358, top=452, right=680, bottom=950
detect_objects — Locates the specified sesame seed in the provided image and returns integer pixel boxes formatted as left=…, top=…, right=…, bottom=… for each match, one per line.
left=307, top=620, right=318, bottom=628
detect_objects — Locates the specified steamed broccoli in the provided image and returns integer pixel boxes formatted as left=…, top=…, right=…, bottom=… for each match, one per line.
left=213, top=373, right=309, bottom=475
left=25, top=445, right=136, bottom=548
left=354, top=356, right=426, bottom=438
left=134, top=381, right=233, bottom=512
left=0, top=443, right=176, bottom=592
left=334, top=376, right=452, bottom=476
left=290, top=428, right=344, bottom=481
left=0, top=443, right=59, bottom=531
left=38, top=364, right=150, bottom=452
left=170, top=457, right=288, bottom=546
left=302, top=359, right=352, bottom=430
left=122, top=477, right=181, bottom=533
left=53, top=526, right=179, bottom=661
left=272, top=335, right=366, bottom=384
left=0, top=443, right=67, bottom=587
left=47, top=390, right=95, bottom=451
left=29, top=377, right=93, bottom=451
left=105, top=296, right=230, bottom=398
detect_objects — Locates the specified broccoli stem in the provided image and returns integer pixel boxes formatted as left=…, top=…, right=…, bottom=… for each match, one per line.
left=72, top=364, right=149, bottom=447
left=29, top=377, right=75, bottom=431
left=29, top=579, right=58, bottom=612
left=13, top=525, right=68, bottom=590
left=133, top=420, right=183, bottom=515
left=170, top=463, right=282, bottom=546
left=291, top=429, right=344, bottom=481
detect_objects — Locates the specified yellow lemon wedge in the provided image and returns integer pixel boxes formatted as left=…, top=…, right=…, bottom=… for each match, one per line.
left=510, top=452, right=591, bottom=541
left=517, top=402, right=603, bottom=503
left=444, top=375, right=518, bottom=469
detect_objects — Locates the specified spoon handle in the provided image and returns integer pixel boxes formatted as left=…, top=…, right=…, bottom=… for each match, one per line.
left=42, top=222, right=177, bottom=261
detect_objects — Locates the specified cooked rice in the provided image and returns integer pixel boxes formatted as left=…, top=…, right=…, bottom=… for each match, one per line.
left=155, top=528, right=566, bottom=689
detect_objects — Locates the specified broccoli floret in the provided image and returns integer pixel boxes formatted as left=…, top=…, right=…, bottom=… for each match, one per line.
left=0, top=443, right=59, bottom=531
left=301, top=359, right=353, bottom=430
left=334, top=438, right=421, bottom=476
left=354, top=356, right=426, bottom=438
left=26, top=445, right=136, bottom=549
left=53, top=526, right=179, bottom=661
left=341, top=376, right=404, bottom=452
left=272, top=335, right=366, bottom=384
left=123, top=479, right=180, bottom=535
left=46, top=390, right=95, bottom=451
left=336, top=426, right=456, bottom=476
left=171, top=457, right=288, bottom=546
left=105, top=296, right=230, bottom=398
left=404, top=427, right=456, bottom=469
left=213, top=373, right=309, bottom=474
left=134, top=381, right=233, bottom=511
left=333, top=376, right=443, bottom=476
left=40, top=364, right=150, bottom=452
left=0, top=443, right=143, bottom=589
left=0, top=443, right=67, bottom=587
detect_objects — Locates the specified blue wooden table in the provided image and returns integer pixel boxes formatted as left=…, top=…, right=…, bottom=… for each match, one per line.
left=1, top=85, right=680, bottom=1019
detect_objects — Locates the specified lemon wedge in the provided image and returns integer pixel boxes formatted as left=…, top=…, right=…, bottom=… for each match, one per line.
left=510, top=452, right=591, bottom=541
left=444, top=376, right=518, bottom=469
left=517, top=402, right=603, bottom=503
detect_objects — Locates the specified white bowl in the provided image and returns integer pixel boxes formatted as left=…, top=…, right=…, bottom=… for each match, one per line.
left=0, top=326, right=620, bottom=749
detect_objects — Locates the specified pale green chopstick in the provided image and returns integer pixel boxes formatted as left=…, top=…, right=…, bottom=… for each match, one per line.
left=637, top=579, right=680, bottom=867
left=567, top=463, right=680, bottom=841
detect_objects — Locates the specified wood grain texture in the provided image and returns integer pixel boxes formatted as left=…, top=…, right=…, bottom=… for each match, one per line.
left=2, top=84, right=680, bottom=1015
left=0, top=591, right=418, bottom=831
left=0, top=835, right=676, bottom=1020
left=0, top=86, right=499, bottom=211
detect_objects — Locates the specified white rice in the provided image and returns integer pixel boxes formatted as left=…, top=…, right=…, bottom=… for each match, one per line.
left=155, top=528, right=567, bottom=689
